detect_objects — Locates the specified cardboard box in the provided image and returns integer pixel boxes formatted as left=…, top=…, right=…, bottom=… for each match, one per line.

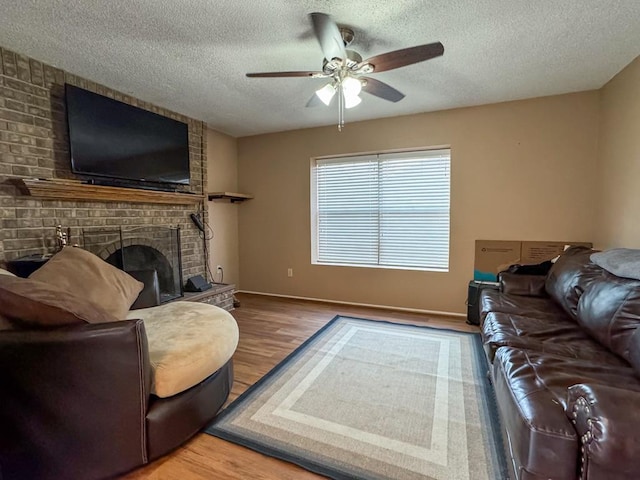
left=520, top=241, right=592, bottom=265
left=474, top=240, right=521, bottom=281
left=474, top=240, right=592, bottom=281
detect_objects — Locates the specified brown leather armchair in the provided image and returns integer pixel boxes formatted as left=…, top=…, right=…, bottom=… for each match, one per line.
left=0, top=271, right=234, bottom=480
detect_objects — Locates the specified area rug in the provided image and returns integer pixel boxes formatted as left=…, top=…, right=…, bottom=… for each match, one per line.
left=206, top=316, right=507, bottom=480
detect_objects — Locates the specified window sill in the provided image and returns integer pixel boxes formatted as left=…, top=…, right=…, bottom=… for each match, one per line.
left=311, top=261, right=449, bottom=273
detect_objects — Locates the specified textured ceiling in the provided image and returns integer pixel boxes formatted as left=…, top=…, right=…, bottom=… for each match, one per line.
left=0, top=1, right=638, bottom=137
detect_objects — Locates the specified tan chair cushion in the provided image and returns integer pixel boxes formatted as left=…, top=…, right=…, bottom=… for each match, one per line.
left=0, top=276, right=119, bottom=328
left=127, top=301, right=238, bottom=398
left=31, top=247, right=143, bottom=319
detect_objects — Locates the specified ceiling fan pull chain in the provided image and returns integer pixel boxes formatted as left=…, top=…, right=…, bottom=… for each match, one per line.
left=338, top=84, right=344, bottom=132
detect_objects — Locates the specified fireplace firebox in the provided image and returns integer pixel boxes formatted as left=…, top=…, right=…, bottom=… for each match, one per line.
left=82, top=226, right=183, bottom=303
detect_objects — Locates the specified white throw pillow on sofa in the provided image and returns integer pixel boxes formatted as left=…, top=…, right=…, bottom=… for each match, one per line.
left=591, top=249, right=640, bottom=280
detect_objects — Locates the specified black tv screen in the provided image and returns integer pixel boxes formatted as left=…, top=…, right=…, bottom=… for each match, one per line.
left=65, top=84, right=190, bottom=188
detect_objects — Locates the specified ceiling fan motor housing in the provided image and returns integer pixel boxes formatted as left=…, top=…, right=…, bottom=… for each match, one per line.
left=339, top=27, right=355, bottom=46
left=323, top=50, right=366, bottom=75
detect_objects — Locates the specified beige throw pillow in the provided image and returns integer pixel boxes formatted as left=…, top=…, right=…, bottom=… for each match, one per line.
left=30, top=247, right=144, bottom=319
left=0, top=276, right=118, bottom=328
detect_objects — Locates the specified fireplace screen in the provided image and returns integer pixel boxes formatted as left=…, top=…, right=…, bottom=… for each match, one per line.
left=82, top=226, right=183, bottom=303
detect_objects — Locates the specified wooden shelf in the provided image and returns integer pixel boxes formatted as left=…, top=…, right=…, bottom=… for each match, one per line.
left=17, top=178, right=204, bottom=205
left=207, top=191, right=253, bottom=203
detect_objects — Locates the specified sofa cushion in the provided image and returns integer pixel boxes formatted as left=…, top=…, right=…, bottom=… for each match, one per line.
left=499, top=272, right=547, bottom=297
left=0, top=275, right=118, bottom=328
left=577, top=271, right=640, bottom=361
left=545, top=246, right=602, bottom=320
left=30, top=247, right=143, bottom=319
left=480, top=289, right=566, bottom=325
left=481, top=312, right=626, bottom=366
left=127, top=301, right=239, bottom=398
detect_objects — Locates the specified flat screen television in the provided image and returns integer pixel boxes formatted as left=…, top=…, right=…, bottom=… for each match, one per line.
left=65, top=84, right=190, bottom=190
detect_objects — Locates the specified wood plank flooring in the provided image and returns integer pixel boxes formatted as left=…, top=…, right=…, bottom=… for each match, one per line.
left=124, top=293, right=477, bottom=479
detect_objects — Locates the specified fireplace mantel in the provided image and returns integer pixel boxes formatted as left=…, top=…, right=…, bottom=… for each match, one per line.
left=17, top=178, right=204, bottom=205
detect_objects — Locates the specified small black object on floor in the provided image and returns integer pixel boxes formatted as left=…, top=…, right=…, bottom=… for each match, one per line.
left=185, top=274, right=212, bottom=292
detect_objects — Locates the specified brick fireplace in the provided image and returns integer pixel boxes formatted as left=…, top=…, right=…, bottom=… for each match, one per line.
left=0, top=46, right=209, bottom=282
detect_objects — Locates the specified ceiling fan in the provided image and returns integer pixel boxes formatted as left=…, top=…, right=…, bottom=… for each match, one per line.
left=246, top=12, right=444, bottom=131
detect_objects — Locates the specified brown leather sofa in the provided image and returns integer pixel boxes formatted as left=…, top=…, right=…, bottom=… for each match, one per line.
left=479, top=246, right=640, bottom=480
left=0, top=270, right=234, bottom=480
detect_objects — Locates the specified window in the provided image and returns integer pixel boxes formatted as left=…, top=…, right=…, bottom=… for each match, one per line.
left=311, top=149, right=450, bottom=271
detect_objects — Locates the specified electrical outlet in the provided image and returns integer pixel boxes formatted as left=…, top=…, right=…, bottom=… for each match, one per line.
left=287, top=268, right=293, bottom=277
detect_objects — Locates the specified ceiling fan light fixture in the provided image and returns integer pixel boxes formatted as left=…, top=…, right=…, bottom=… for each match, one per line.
left=247, top=12, right=444, bottom=131
left=315, top=83, right=336, bottom=106
left=344, top=94, right=362, bottom=109
left=342, top=76, right=362, bottom=109
left=341, top=76, right=362, bottom=97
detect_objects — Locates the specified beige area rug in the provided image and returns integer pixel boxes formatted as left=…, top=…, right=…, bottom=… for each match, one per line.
left=206, top=316, right=507, bottom=480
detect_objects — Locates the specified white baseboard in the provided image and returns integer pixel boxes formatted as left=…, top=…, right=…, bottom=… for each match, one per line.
left=237, top=290, right=466, bottom=319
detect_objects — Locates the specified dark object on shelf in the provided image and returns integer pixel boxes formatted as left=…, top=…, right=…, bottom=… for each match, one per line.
left=6, top=254, right=51, bottom=278
left=185, top=274, right=212, bottom=292
left=466, top=280, right=499, bottom=325
left=500, top=259, right=554, bottom=276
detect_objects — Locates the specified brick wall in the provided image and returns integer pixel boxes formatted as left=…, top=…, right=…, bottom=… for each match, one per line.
left=0, top=46, right=209, bottom=281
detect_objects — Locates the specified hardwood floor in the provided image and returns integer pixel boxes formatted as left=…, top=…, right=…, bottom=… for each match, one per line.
left=124, top=293, right=477, bottom=479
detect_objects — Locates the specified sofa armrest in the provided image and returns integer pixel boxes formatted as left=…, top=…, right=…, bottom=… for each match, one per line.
left=0, top=319, right=152, bottom=480
left=567, top=383, right=640, bottom=477
left=499, top=272, right=547, bottom=297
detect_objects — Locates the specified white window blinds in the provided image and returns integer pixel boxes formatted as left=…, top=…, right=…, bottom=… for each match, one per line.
left=312, top=149, right=450, bottom=271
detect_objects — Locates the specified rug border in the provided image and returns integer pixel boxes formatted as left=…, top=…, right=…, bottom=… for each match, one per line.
left=206, top=315, right=508, bottom=480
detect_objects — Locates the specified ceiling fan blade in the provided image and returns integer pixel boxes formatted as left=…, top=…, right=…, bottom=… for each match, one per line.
left=364, top=42, right=444, bottom=73
left=361, top=77, right=405, bottom=103
left=310, top=12, right=346, bottom=61
left=246, top=71, right=328, bottom=78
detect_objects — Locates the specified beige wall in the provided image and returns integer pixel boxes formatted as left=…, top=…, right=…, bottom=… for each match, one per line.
left=595, top=56, right=640, bottom=249
left=237, top=92, right=599, bottom=314
left=207, top=128, right=240, bottom=286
